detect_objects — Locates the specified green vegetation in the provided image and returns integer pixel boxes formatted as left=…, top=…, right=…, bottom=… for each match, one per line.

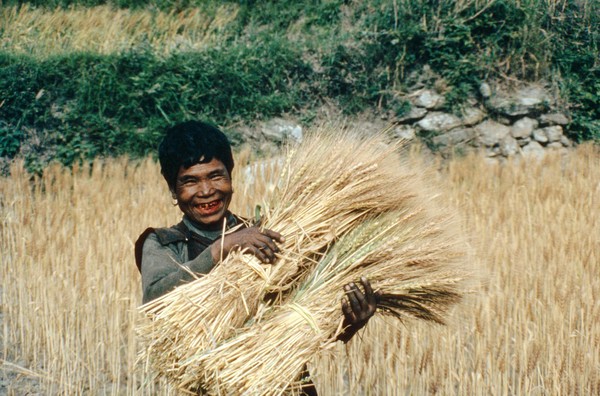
left=0, top=0, right=598, bottom=172
left=0, top=44, right=311, bottom=172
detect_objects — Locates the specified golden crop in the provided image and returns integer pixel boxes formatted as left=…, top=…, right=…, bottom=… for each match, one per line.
left=1, top=144, right=598, bottom=394
left=0, top=4, right=238, bottom=57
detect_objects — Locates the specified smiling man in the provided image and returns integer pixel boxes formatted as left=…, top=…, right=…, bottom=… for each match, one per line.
left=134, top=120, right=378, bottom=394
left=135, top=121, right=285, bottom=304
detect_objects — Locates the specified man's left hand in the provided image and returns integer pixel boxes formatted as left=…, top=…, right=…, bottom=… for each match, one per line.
left=338, top=277, right=379, bottom=343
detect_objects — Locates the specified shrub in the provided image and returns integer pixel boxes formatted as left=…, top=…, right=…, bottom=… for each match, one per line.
left=1, top=0, right=598, bottom=171
left=0, top=39, right=312, bottom=170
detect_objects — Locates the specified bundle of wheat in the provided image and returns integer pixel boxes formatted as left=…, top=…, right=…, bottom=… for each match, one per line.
left=136, top=128, right=423, bottom=387
left=189, top=201, right=468, bottom=394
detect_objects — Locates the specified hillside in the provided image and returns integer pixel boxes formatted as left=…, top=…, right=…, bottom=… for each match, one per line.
left=0, top=0, right=598, bottom=171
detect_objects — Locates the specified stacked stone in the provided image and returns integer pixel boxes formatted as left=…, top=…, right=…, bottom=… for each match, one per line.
left=392, top=82, right=572, bottom=161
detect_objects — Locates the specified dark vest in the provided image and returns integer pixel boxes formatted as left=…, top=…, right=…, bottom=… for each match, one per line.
left=134, top=214, right=247, bottom=272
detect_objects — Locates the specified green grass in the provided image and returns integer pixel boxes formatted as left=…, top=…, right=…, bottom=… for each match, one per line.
left=0, top=43, right=312, bottom=171
left=0, top=0, right=598, bottom=172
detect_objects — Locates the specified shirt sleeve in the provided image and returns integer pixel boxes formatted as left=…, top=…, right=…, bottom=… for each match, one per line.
left=140, top=233, right=215, bottom=304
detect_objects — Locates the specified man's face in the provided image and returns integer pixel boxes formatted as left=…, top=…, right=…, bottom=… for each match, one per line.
left=174, top=158, right=233, bottom=230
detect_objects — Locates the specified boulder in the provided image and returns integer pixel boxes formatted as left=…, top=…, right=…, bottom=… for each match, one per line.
left=479, top=82, right=492, bottom=98
left=517, top=137, right=531, bottom=147
left=496, top=116, right=512, bottom=125
left=560, top=135, right=572, bottom=147
left=413, top=89, right=445, bottom=109
left=261, top=118, right=303, bottom=143
left=461, top=107, right=486, bottom=126
left=543, top=126, right=563, bottom=142
left=521, top=141, right=545, bottom=159
left=417, top=112, right=462, bottom=132
left=487, top=85, right=549, bottom=117
left=394, top=125, right=417, bottom=141
left=532, top=128, right=549, bottom=144
left=432, top=128, right=476, bottom=147
left=486, top=146, right=501, bottom=157
left=500, top=135, right=519, bottom=157
left=476, top=120, right=511, bottom=147
left=396, top=106, right=428, bottom=123
left=539, top=113, right=569, bottom=126
left=511, top=117, right=538, bottom=139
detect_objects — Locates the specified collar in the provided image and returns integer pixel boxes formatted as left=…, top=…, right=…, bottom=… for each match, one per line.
left=182, top=212, right=238, bottom=240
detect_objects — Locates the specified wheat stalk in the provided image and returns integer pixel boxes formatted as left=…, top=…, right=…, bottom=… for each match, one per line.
left=136, top=128, right=419, bottom=387
left=192, top=201, right=470, bottom=394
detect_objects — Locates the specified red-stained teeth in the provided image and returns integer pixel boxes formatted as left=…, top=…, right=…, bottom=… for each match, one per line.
left=199, top=201, right=219, bottom=209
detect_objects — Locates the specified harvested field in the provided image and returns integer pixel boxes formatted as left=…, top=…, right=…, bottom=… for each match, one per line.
left=1, top=143, right=599, bottom=394
left=0, top=4, right=237, bottom=56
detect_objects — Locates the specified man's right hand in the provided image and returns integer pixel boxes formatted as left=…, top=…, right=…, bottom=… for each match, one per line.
left=210, top=226, right=285, bottom=263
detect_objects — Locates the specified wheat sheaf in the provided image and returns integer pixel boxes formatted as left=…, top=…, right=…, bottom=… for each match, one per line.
left=136, top=127, right=473, bottom=394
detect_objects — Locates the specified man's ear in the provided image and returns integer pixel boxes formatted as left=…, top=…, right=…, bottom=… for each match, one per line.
left=170, top=189, right=177, bottom=199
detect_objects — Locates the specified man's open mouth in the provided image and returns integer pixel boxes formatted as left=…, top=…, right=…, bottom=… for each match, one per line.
left=194, top=200, right=223, bottom=215
left=198, top=201, right=220, bottom=210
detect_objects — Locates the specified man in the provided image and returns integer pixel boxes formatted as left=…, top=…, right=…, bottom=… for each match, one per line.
left=135, top=120, right=378, bottom=393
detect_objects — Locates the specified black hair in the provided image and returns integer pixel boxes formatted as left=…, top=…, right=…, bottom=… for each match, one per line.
left=158, top=120, right=234, bottom=191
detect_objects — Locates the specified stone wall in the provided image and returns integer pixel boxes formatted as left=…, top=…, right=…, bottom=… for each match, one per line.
left=390, top=82, right=572, bottom=161
left=235, top=80, right=574, bottom=162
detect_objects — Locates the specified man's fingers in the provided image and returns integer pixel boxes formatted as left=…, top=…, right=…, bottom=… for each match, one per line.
left=249, top=227, right=281, bottom=253
left=351, top=282, right=369, bottom=311
left=249, top=245, right=270, bottom=263
left=361, top=276, right=373, bottom=295
left=242, top=228, right=282, bottom=262
left=345, top=284, right=364, bottom=315
left=256, top=246, right=273, bottom=262
left=361, top=277, right=377, bottom=307
left=262, top=228, right=285, bottom=243
left=253, top=239, right=281, bottom=263
left=341, top=298, right=356, bottom=322
left=257, top=234, right=280, bottom=254
left=375, top=290, right=382, bottom=301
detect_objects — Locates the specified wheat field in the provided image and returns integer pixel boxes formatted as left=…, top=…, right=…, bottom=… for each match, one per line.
left=0, top=4, right=238, bottom=56
left=1, top=143, right=599, bottom=395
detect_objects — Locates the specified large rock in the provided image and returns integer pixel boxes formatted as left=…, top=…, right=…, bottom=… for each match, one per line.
left=417, top=112, right=462, bottom=132
left=517, top=137, right=531, bottom=147
left=396, top=106, right=428, bottom=123
left=393, top=125, right=417, bottom=140
left=261, top=118, right=303, bottom=143
left=432, top=128, right=476, bottom=147
left=542, top=125, right=563, bottom=142
left=539, top=113, right=569, bottom=126
left=479, top=82, right=492, bottom=98
left=413, top=89, right=445, bottom=109
left=500, top=135, right=519, bottom=156
left=461, top=107, right=486, bottom=126
left=511, top=117, right=538, bottom=139
left=486, top=146, right=501, bottom=157
left=521, top=140, right=545, bottom=159
left=487, top=85, right=550, bottom=117
left=475, top=120, right=511, bottom=147
left=560, top=135, right=572, bottom=147
left=532, top=128, right=549, bottom=144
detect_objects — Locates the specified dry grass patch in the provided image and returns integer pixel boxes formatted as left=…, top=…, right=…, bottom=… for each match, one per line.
left=0, top=4, right=238, bottom=56
left=1, top=143, right=599, bottom=394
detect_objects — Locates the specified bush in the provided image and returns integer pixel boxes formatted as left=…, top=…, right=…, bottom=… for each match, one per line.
left=0, top=39, right=312, bottom=170
left=1, top=0, right=598, bottom=172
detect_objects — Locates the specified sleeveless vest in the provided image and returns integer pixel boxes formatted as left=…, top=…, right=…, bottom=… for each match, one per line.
left=134, top=214, right=247, bottom=272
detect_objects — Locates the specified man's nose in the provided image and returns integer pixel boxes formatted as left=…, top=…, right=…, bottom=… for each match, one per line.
left=197, top=180, right=214, bottom=196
